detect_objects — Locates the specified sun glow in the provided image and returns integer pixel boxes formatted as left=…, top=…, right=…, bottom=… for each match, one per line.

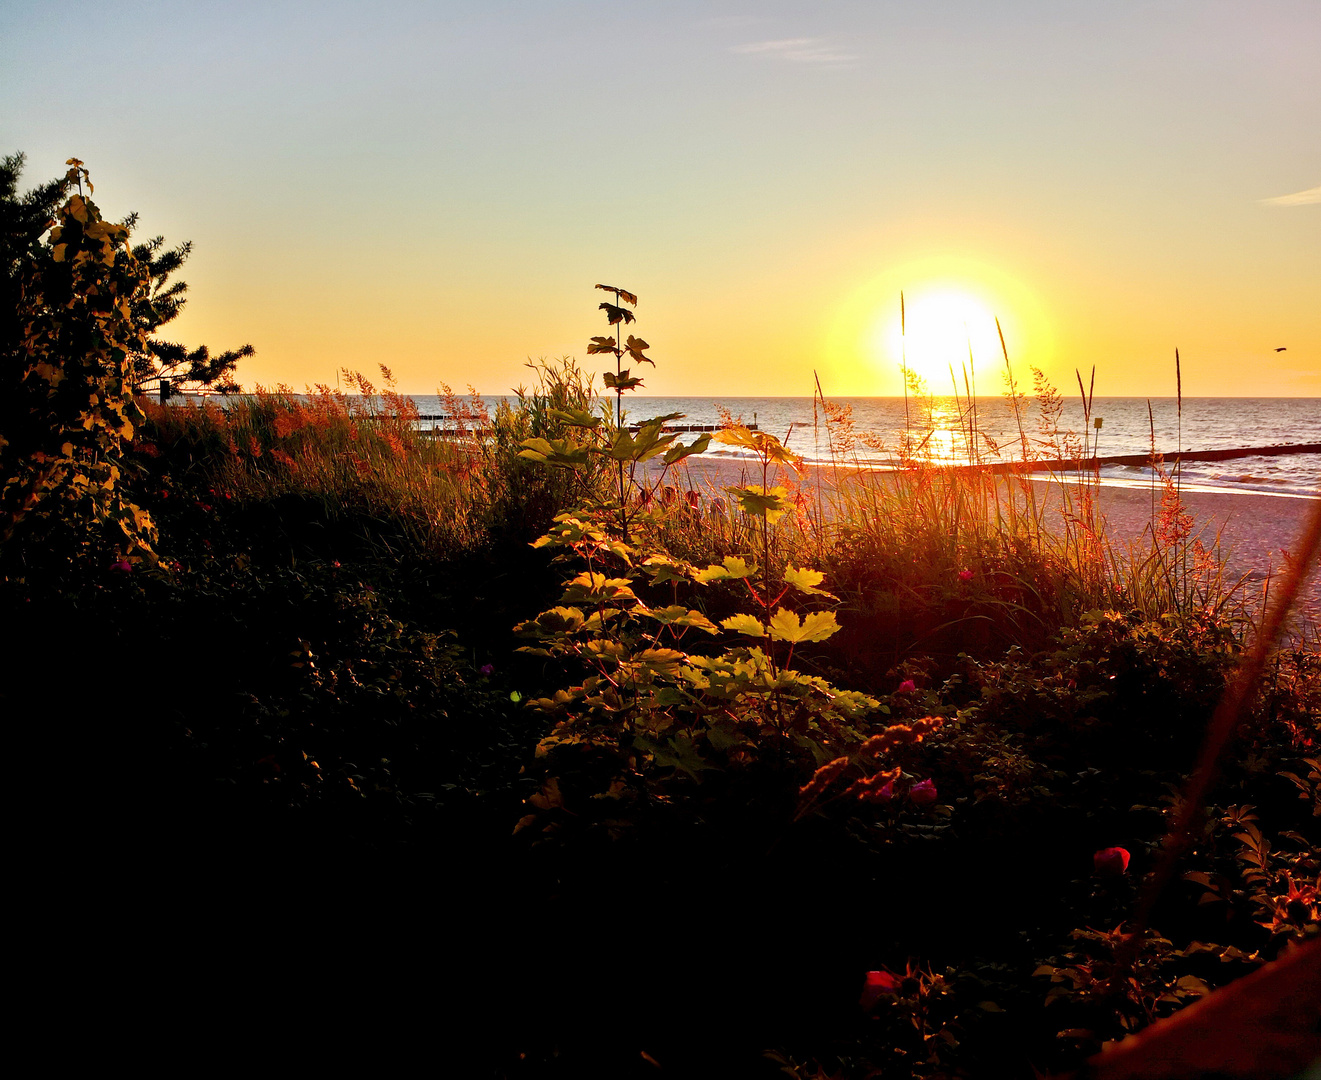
left=878, top=288, right=1005, bottom=393
left=822, top=258, right=1052, bottom=397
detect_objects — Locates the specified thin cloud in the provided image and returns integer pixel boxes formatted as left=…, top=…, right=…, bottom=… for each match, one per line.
left=1260, top=184, right=1321, bottom=206
left=730, top=38, right=858, bottom=67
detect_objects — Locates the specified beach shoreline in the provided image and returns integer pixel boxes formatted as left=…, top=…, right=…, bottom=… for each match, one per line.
left=652, top=452, right=1321, bottom=629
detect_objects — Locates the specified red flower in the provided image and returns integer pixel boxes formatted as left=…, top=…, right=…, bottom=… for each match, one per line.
left=958, top=569, right=973, bottom=582
left=860, top=969, right=902, bottom=1010
left=910, top=779, right=938, bottom=807
left=480, top=664, right=494, bottom=676
left=897, top=679, right=916, bottom=693
left=109, top=559, right=132, bottom=573
left=1094, top=847, right=1131, bottom=876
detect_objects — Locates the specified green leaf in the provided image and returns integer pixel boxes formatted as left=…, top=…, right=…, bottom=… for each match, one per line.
left=561, top=571, right=638, bottom=605
left=768, top=608, right=840, bottom=643
left=533, top=514, right=608, bottom=548
left=586, top=638, right=627, bottom=662
left=607, top=428, right=638, bottom=461
left=784, top=565, right=836, bottom=598
left=640, top=554, right=693, bottom=585
left=730, top=485, right=792, bottom=524
left=514, top=606, right=586, bottom=637
left=518, top=436, right=593, bottom=468
left=721, top=613, right=765, bottom=638
left=663, top=432, right=711, bottom=465
left=634, top=648, right=688, bottom=671
left=643, top=605, right=719, bottom=633
left=714, top=425, right=759, bottom=451
left=705, top=721, right=747, bottom=753
left=694, top=555, right=757, bottom=583
left=714, top=426, right=801, bottom=467
left=633, top=734, right=717, bottom=782
left=608, top=423, right=676, bottom=463
left=549, top=407, right=602, bottom=428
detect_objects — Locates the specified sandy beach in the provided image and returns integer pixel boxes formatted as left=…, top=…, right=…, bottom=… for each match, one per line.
left=653, top=452, right=1321, bottom=629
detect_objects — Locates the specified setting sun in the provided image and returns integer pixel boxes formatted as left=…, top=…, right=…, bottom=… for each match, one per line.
left=877, top=288, right=1005, bottom=393
left=5, top=4, right=1318, bottom=1071
left=819, top=254, right=1054, bottom=397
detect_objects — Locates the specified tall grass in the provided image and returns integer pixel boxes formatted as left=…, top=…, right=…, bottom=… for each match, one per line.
left=635, top=358, right=1259, bottom=664
left=822, top=362, right=1261, bottom=645
left=140, top=352, right=1262, bottom=657
left=140, top=360, right=607, bottom=558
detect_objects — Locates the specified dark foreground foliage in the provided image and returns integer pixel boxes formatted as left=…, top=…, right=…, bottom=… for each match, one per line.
left=2, top=197, right=1315, bottom=1074
left=5, top=425, right=1315, bottom=1077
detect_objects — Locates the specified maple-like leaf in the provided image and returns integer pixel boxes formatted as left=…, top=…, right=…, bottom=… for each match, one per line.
left=720, top=613, right=766, bottom=638
left=694, top=555, right=757, bottom=583
left=768, top=608, right=840, bottom=643
left=549, top=407, right=602, bottom=429
left=784, top=566, right=837, bottom=599
left=603, top=370, right=644, bottom=392
left=595, top=284, right=638, bottom=306
left=624, top=335, right=653, bottom=366
left=642, top=605, right=719, bottom=633
left=730, top=485, right=791, bottom=524
left=640, top=555, right=692, bottom=584
left=663, top=432, right=711, bottom=465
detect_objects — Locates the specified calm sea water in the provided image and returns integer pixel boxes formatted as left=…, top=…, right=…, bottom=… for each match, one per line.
left=409, top=395, right=1318, bottom=498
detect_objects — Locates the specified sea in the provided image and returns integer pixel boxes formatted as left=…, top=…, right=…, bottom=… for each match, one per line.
left=405, top=395, right=1319, bottom=499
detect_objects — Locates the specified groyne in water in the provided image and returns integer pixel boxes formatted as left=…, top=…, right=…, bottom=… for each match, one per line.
left=942, top=443, right=1321, bottom=475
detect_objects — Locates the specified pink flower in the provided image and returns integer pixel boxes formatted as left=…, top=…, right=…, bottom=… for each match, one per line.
left=910, top=779, right=938, bottom=807
left=859, top=969, right=902, bottom=1010
left=897, top=679, right=916, bottom=693
left=1094, top=847, right=1131, bottom=876
left=480, top=664, right=494, bottom=676
left=110, top=559, right=132, bottom=573
left=876, top=780, right=895, bottom=804
left=958, top=569, right=973, bottom=582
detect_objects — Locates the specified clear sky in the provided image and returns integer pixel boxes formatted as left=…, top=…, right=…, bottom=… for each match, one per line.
left=3, top=1, right=1318, bottom=397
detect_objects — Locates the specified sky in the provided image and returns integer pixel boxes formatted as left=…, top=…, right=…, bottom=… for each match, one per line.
left=2, top=0, right=1318, bottom=397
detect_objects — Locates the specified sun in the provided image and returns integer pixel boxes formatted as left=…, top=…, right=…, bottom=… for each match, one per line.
left=874, top=287, right=1005, bottom=393
left=820, top=257, right=1052, bottom=396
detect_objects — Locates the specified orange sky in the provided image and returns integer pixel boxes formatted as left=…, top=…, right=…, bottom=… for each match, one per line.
left=4, top=2, right=1318, bottom=397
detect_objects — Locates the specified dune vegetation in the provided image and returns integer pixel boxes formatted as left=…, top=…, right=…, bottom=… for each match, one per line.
left=3, top=169, right=1317, bottom=1078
